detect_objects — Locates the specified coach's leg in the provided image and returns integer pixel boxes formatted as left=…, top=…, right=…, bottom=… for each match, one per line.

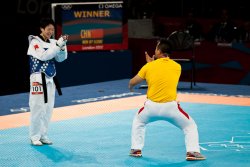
left=182, top=117, right=200, bottom=152
left=170, top=102, right=200, bottom=153
left=131, top=112, right=146, bottom=150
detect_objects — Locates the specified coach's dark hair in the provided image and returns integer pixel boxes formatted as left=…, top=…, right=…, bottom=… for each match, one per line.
left=157, top=39, right=172, bottom=55
left=40, top=18, right=55, bottom=29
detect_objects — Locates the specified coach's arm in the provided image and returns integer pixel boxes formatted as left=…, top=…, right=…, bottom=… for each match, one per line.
left=129, top=75, right=144, bottom=92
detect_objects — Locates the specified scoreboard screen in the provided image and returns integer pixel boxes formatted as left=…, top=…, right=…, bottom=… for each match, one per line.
left=51, top=1, right=128, bottom=51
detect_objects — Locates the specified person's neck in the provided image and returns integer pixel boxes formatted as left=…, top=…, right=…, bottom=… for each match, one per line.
left=158, top=54, right=168, bottom=58
left=40, top=34, right=48, bottom=41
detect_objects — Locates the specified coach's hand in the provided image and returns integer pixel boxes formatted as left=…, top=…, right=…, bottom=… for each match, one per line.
left=145, top=51, right=154, bottom=63
left=129, top=85, right=134, bottom=92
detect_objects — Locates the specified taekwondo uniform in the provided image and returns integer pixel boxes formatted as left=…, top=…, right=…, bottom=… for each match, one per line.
left=27, top=35, right=67, bottom=142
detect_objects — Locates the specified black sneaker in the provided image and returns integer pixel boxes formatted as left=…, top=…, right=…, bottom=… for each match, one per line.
left=129, top=149, right=142, bottom=157
left=186, top=152, right=206, bottom=161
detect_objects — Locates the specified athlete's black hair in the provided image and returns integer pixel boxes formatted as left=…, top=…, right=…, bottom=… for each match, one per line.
left=40, top=18, right=55, bottom=29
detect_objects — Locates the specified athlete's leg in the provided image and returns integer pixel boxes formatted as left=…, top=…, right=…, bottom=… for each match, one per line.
left=29, top=74, right=46, bottom=142
left=41, top=81, right=55, bottom=141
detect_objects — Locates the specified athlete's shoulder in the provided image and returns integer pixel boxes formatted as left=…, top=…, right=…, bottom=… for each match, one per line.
left=49, top=38, right=57, bottom=42
left=49, top=38, right=57, bottom=44
left=28, top=35, right=42, bottom=44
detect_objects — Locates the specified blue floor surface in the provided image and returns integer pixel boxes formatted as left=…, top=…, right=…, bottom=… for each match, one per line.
left=0, top=103, right=250, bottom=167
left=1, top=79, right=250, bottom=116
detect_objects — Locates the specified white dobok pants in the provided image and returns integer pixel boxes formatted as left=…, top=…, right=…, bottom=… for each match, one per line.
left=29, top=73, right=55, bottom=141
left=131, top=99, right=200, bottom=153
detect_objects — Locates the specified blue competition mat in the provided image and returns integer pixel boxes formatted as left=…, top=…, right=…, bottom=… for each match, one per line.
left=0, top=102, right=250, bottom=167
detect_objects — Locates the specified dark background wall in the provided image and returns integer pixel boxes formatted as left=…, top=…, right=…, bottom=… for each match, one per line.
left=1, top=0, right=132, bottom=96
left=128, top=0, right=250, bottom=19
left=1, top=0, right=250, bottom=96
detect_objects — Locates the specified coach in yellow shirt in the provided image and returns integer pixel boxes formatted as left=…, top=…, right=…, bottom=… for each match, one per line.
left=128, top=39, right=206, bottom=161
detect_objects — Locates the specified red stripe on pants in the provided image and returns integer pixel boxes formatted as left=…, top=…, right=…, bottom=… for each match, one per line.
left=138, top=107, right=144, bottom=114
left=177, top=103, right=190, bottom=119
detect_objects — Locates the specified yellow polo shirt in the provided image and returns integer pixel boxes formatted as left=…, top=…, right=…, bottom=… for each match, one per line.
left=138, top=57, right=181, bottom=102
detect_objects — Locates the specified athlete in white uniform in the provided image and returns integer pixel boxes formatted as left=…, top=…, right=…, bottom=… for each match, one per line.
left=128, top=39, right=206, bottom=161
left=27, top=18, right=68, bottom=146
